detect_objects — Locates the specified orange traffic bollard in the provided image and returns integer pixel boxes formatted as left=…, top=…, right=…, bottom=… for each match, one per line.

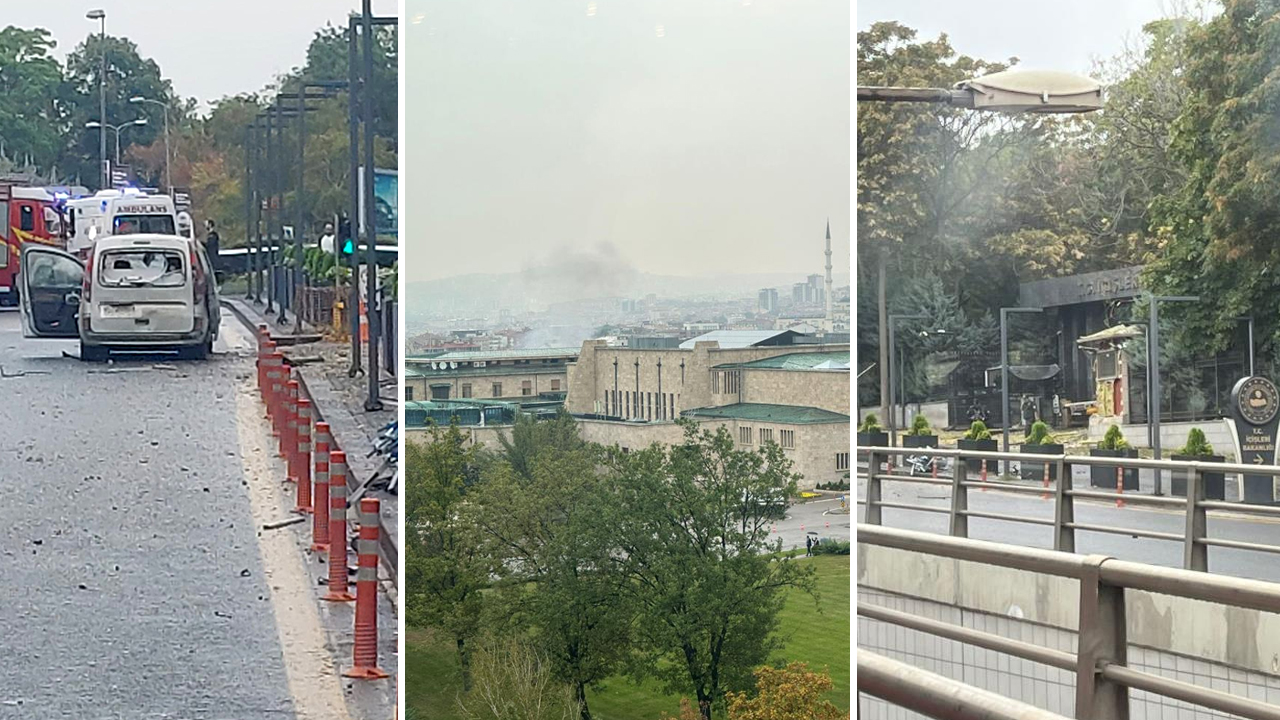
left=980, top=459, right=988, bottom=491
left=343, top=497, right=389, bottom=680
left=323, top=451, right=355, bottom=603
left=1116, top=466, right=1126, bottom=508
left=268, top=352, right=285, bottom=433
left=295, top=398, right=314, bottom=514
left=256, top=326, right=269, bottom=392
left=283, top=378, right=299, bottom=466
left=1041, top=462, right=1051, bottom=500
left=312, top=422, right=332, bottom=551
left=264, top=350, right=281, bottom=425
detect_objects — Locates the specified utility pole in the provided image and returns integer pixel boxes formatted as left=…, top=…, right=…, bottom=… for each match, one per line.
left=362, top=0, right=383, bottom=412
left=347, top=15, right=363, bottom=378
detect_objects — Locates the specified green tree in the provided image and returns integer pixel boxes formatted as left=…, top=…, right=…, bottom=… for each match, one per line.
left=0, top=27, right=64, bottom=175
left=1146, top=0, right=1280, bottom=356
left=475, top=413, right=631, bottom=720
left=405, top=423, right=490, bottom=692
left=61, top=33, right=175, bottom=188
left=605, top=422, right=815, bottom=720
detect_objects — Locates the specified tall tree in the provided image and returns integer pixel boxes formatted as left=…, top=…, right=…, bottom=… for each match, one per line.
left=605, top=422, right=815, bottom=720
left=0, top=27, right=64, bottom=175
left=1146, top=0, right=1280, bottom=356
left=474, top=413, right=631, bottom=720
left=61, top=34, right=174, bottom=187
left=405, top=423, right=490, bottom=692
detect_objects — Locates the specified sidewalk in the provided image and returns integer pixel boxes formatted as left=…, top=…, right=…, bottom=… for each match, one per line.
left=222, top=295, right=400, bottom=581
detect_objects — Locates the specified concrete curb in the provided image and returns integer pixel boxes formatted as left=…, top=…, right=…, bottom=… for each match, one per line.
left=223, top=297, right=399, bottom=584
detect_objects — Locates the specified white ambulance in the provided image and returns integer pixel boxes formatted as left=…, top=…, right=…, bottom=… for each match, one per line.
left=65, top=190, right=178, bottom=257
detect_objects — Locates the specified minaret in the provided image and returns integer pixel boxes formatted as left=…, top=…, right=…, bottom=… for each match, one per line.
left=824, top=219, right=833, bottom=332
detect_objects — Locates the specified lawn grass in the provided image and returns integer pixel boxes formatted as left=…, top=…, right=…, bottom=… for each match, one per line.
left=405, top=554, right=851, bottom=720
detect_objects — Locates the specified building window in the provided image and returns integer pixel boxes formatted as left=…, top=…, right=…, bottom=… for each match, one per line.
left=836, top=452, right=850, bottom=471
left=780, top=429, right=794, bottom=449
left=625, top=392, right=630, bottom=417
left=551, top=379, right=561, bottom=392
left=670, top=393, right=675, bottom=418
left=760, top=428, right=774, bottom=445
left=492, top=382, right=503, bottom=397
left=739, top=426, right=753, bottom=444
left=522, top=380, right=533, bottom=396
left=461, top=383, right=472, bottom=398
left=405, top=386, right=414, bottom=401
left=712, top=372, right=720, bottom=394
left=647, top=392, right=652, bottom=420
left=431, top=385, right=450, bottom=400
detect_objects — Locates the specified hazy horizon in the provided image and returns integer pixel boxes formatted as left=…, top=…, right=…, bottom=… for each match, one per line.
left=406, top=0, right=851, bottom=282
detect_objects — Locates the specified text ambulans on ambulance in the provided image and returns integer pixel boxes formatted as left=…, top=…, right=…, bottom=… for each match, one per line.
left=65, top=190, right=177, bottom=257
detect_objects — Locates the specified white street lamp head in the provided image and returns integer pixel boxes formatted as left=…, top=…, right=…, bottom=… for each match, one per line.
left=86, top=9, right=105, bottom=20
left=85, top=121, right=102, bottom=129
left=129, top=96, right=145, bottom=103
left=955, top=68, right=1102, bottom=113
left=131, top=118, right=148, bottom=126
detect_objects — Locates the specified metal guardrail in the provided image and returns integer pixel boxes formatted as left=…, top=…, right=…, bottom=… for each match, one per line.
left=859, top=650, right=1069, bottom=720
left=858, top=524, right=1280, bottom=720
left=857, top=445, right=1280, bottom=573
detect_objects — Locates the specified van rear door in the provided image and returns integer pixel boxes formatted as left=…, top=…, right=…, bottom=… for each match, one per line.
left=93, top=239, right=194, bottom=335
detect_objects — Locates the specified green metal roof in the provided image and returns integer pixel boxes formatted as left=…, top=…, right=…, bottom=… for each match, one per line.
left=713, top=351, right=850, bottom=371
left=406, top=347, right=579, bottom=362
left=681, top=403, right=849, bottom=424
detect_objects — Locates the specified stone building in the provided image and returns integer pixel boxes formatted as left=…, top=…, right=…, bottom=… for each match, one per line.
left=565, top=332, right=850, bottom=488
left=403, top=347, right=577, bottom=402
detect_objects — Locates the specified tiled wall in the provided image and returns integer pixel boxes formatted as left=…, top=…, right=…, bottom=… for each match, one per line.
left=857, top=587, right=1280, bottom=719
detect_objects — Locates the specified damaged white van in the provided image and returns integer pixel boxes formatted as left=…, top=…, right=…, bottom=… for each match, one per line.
left=18, top=234, right=220, bottom=360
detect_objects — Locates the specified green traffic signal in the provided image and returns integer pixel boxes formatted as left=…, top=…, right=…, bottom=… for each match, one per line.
left=341, top=238, right=355, bottom=256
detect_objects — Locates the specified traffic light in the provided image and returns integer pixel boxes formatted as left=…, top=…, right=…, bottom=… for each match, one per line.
left=338, top=217, right=354, bottom=259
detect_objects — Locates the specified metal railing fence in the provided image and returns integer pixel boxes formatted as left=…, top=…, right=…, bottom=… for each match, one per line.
left=858, top=523, right=1280, bottom=720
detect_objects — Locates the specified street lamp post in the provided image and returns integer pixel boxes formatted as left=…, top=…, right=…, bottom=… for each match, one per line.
left=1147, top=294, right=1199, bottom=495
left=85, top=119, right=147, bottom=174
left=130, top=96, right=170, bottom=192
left=86, top=9, right=107, bottom=190
left=888, top=313, right=926, bottom=447
left=859, top=68, right=1102, bottom=431
left=1000, top=308, right=1044, bottom=471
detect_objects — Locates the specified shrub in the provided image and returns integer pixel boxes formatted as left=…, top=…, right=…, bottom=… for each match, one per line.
left=1098, top=424, right=1129, bottom=451
left=857, top=414, right=883, bottom=433
left=1024, top=421, right=1054, bottom=446
left=905, top=414, right=933, bottom=437
left=815, top=480, right=850, bottom=491
left=963, top=420, right=992, bottom=441
left=811, top=540, right=850, bottom=556
left=1179, top=427, right=1215, bottom=457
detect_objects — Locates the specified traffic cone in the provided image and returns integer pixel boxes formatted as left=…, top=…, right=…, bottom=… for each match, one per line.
left=312, top=422, right=332, bottom=551
left=295, top=398, right=313, bottom=514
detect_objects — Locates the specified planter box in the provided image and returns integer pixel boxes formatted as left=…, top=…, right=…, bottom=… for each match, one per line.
left=902, top=434, right=939, bottom=450
left=1170, top=454, right=1226, bottom=501
left=958, top=438, right=998, bottom=475
left=857, top=431, right=889, bottom=448
left=1090, top=448, right=1139, bottom=491
left=1020, top=443, right=1065, bottom=482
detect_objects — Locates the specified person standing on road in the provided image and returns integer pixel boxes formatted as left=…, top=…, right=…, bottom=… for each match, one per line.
left=205, top=219, right=221, bottom=271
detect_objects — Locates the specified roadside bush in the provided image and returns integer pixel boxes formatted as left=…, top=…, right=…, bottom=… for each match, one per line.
left=964, top=420, right=992, bottom=441
left=810, top=540, right=850, bottom=556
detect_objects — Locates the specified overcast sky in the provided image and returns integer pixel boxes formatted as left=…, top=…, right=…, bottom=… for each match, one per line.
left=857, top=0, right=1211, bottom=76
left=406, top=0, right=851, bottom=282
left=7, top=0, right=395, bottom=105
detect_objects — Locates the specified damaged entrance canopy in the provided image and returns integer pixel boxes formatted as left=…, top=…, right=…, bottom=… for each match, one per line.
left=1077, top=324, right=1142, bottom=349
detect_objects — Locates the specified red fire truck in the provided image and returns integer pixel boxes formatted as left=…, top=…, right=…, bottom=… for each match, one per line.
left=0, top=184, right=64, bottom=306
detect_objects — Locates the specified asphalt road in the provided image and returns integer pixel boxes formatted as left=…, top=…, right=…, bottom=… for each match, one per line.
left=857, top=462, right=1280, bottom=583
left=0, top=309, right=301, bottom=717
left=776, top=495, right=852, bottom=552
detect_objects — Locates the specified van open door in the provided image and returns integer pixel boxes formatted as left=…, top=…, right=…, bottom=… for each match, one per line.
left=19, top=245, right=83, bottom=338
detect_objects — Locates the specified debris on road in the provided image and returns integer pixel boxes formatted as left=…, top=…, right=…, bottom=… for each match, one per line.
left=263, top=516, right=307, bottom=531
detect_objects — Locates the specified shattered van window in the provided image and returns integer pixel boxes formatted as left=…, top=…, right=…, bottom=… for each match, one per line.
left=99, top=250, right=186, bottom=287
